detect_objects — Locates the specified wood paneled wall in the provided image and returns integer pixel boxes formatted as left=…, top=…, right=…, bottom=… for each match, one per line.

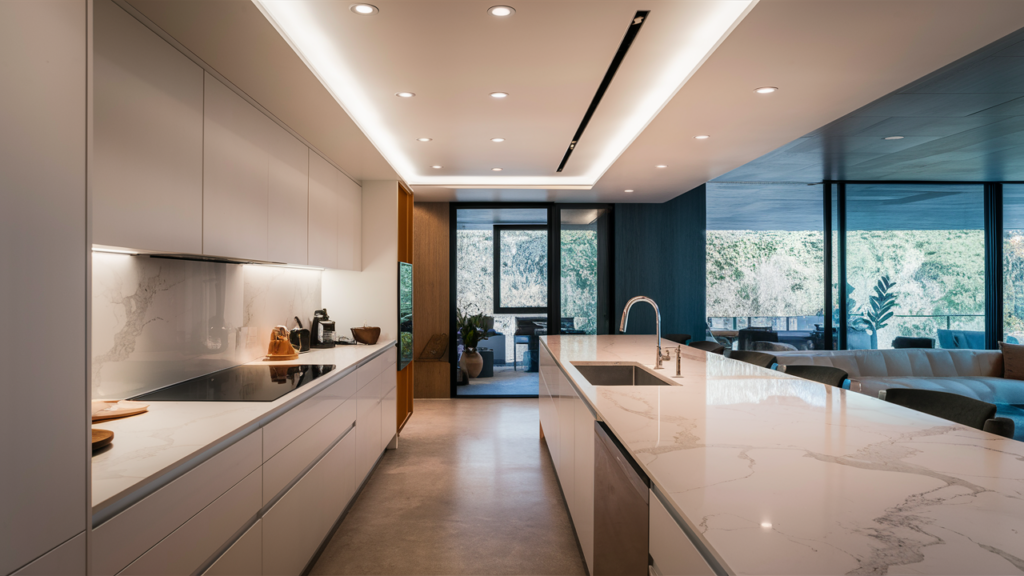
left=412, top=202, right=451, bottom=398
left=615, top=184, right=707, bottom=341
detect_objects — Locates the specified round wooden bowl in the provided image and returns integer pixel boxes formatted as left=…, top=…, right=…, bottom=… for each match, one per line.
left=351, top=326, right=381, bottom=345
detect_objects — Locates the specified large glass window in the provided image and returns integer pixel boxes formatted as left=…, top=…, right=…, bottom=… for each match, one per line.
left=559, top=208, right=611, bottom=335
left=706, top=183, right=825, bottom=350
left=494, top=226, right=548, bottom=313
left=1003, top=185, right=1024, bottom=344
left=846, top=184, right=985, bottom=350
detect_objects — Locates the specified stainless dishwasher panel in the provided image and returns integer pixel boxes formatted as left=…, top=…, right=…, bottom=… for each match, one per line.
left=593, top=421, right=650, bottom=576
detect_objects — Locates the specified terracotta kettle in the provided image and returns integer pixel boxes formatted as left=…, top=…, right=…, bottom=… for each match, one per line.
left=267, top=325, right=299, bottom=361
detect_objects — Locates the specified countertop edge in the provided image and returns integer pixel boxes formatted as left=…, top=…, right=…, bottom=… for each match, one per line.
left=91, top=340, right=396, bottom=522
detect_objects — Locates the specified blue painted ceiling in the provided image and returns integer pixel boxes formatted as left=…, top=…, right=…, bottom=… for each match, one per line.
left=714, top=27, right=1024, bottom=184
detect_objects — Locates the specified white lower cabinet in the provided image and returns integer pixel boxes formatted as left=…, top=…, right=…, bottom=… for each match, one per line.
left=96, top=350, right=394, bottom=576
left=321, top=429, right=357, bottom=526
left=263, top=397, right=356, bottom=505
left=93, top=431, right=262, bottom=576
left=573, top=397, right=596, bottom=573
left=262, top=459, right=325, bottom=576
left=649, top=492, right=715, bottom=576
left=381, top=363, right=398, bottom=449
left=557, top=372, right=576, bottom=515
left=356, top=398, right=383, bottom=483
left=263, top=426, right=356, bottom=576
left=538, top=343, right=597, bottom=576
left=202, top=520, right=261, bottom=576
left=120, top=469, right=261, bottom=576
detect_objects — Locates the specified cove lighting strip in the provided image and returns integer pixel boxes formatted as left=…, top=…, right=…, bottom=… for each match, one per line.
left=254, top=0, right=756, bottom=188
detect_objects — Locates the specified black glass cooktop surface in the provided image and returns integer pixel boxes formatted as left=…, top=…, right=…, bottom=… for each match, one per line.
left=132, top=364, right=335, bottom=402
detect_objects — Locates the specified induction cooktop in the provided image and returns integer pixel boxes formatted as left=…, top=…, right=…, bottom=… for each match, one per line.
left=132, top=364, right=335, bottom=402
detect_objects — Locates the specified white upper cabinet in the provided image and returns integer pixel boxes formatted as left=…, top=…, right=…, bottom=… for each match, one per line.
left=308, top=151, right=339, bottom=269
left=203, top=73, right=270, bottom=262
left=94, top=0, right=203, bottom=254
left=337, top=173, right=362, bottom=271
left=267, top=121, right=309, bottom=265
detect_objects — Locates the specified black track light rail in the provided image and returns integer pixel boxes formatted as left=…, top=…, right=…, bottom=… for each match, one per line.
left=556, top=10, right=649, bottom=173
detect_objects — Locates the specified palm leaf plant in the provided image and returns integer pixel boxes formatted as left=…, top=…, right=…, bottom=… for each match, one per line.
left=864, top=275, right=898, bottom=333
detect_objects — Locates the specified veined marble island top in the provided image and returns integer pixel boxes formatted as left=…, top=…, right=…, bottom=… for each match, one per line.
left=542, top=335, right=1024, bottom=575
left=91, top=340, right=396, bottom=520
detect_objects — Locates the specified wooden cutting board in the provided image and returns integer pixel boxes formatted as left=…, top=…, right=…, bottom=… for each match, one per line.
left=92, top=429, right=114, bottom=451
left=92, top=400, right=149, bottom=422
left=265, top=352, right=299, bottom=361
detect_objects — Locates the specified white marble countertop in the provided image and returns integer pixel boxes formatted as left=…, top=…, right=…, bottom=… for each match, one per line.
left=91, top=340, right=396, bottom=519
left=543, top=335, right=1024, bottom=575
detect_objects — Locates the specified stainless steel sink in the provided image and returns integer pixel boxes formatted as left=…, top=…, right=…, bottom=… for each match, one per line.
left=573, top=363, right=676, bottom=386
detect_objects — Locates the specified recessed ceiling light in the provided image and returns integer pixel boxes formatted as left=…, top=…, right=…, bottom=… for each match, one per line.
left=490, top=92, right=509, bottom=99
left=491, top=138, right=505, bottom=143
left=884, top=136, right=905, bottom=140
left=488, top=5, right=515, bottom=17
left=754, top=86, right=778, bottom=94
left=395, top=92, right=415, bottom=98
left=492, top=168, right=503, bottom=172
left=417, top=137, right=432, bottom=142
left=432, top=165, right=442, bottom=169
left=694, top=135, right=710, bottom=140
left=624, top=189, right=634, bottom=193
left=656, top=164, right=667, bottom=168
left=350, top=4, right=378, bottom=15
left=760, top=522, right=773, bottom=529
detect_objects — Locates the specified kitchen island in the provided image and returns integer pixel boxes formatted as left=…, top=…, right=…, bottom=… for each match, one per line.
left=541, top=335, right=1024, bottom=575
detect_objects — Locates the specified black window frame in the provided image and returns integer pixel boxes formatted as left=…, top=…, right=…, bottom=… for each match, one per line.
left=492, top=224, right=550, bottom=315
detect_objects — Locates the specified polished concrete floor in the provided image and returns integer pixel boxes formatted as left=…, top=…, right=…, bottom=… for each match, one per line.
left=310, top=399, right=586, bottom=575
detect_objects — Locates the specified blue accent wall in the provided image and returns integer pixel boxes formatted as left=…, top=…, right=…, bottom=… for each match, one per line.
left=614, top=184, right=706, bottom=341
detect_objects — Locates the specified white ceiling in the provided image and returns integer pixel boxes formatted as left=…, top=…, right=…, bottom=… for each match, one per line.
left=256, top=0, right=754, bottom=189
left=125, top=0, right=1024, bottom=203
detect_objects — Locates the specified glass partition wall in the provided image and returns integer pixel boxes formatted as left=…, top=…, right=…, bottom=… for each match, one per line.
left=709, top=181, right=1004, bottom=351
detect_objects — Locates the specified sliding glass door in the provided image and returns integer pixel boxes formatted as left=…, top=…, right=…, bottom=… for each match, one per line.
left=450, top=203, right=613, bottom=397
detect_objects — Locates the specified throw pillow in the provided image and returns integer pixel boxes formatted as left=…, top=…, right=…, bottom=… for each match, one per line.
left=999, top=342, right=1024, bottom=380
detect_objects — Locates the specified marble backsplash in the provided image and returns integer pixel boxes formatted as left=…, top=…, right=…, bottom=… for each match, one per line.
left=92, top=253, right=321, bottom=399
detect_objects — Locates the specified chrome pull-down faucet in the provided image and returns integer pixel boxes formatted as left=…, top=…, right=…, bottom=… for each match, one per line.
left=619, top=296, right=671, bottom=369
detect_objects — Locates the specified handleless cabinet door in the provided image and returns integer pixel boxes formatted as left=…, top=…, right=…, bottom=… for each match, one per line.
left=262, top=462, right=323, bottom=576
left=381, top=371, right=398, bottom=449
left=308, top=151, right=338, bottom=269
left=94, top=0, right=203, bottom=254
left=202, top=520, right=261, bottom=576
left=557, top=370, right=575, bottom=514
left=336, top=175, right=361, bottom=271
left=355, top=394, right=382, bottom=484
left=267, top=122, right=308, bottom=265
left=320, top=429, right=357, bottom=528
left=203, top=73, right=270, bottom=262
left=573, top=396, right=596, bottom=573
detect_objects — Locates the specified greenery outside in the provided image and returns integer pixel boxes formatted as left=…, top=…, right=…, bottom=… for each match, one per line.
left=707, top=229, right=987, bottom=348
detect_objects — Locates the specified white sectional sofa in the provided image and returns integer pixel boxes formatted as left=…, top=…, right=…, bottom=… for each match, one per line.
left=774, top=348, right=1024, bottom=405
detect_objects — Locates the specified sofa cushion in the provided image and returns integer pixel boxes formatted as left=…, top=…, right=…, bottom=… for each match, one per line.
left=999, top=341, right=1024, bottom=380
left=775, top=348, right=1003, bottom=378
left=853, top=376, right=1024, bottom=405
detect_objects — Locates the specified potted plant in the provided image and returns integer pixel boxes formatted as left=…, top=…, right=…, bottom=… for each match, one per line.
left=456, top=307, right=495, bottom=378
